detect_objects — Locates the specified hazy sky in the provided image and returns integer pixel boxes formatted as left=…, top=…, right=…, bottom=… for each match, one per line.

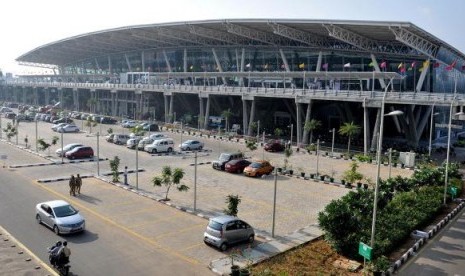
left=1, top=0, right=464, bottom=75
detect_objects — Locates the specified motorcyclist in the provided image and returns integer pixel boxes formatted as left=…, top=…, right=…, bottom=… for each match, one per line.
left=56, top=241, right=71, bottom=267
left=48, top=241, right=62, bottom=266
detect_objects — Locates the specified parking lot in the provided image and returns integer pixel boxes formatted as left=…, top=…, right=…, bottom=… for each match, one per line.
left=1, top=114, right=414, bottom=239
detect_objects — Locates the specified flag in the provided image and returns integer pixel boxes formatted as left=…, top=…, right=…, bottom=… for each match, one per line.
left=400, top=67, right=406, bottom=73
left=410, top=61, right=417, bottom=68
left=189, top=65, right=194, bottom=70
left=343, top=62, right=351, bottom=68
left=446, top=60, right=457, bottom=71
left=380, top=61, right=387, bottom=68
left=419, top=60, right=430, bottom=72
left=433, top=62, right=440, bottom=68
left=298, top=63, right=305, bottom=69
left=264, top=64, right=268, bottom=69
left=368, top=61, right=374, bottom=67
left=245, top=63, right=251, bottom=68
left=322, top=63, right=328, bottom=70
left=397, top=62, right=403, bottom=69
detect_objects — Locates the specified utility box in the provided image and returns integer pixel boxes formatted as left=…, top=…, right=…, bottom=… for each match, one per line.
left=399, top=152, right=416, bottom=168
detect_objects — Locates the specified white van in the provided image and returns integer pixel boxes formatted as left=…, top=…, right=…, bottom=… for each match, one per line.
left=144, top=138, right=174, bottom=153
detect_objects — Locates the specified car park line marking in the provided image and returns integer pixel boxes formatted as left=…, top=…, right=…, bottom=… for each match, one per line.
left=34, top=180, right=200, bottom=265
left=179, top=242, right=205, bottom=252
left=152, top=223, right=205, bottom=240
left=128, top=211, right=188, bottom=229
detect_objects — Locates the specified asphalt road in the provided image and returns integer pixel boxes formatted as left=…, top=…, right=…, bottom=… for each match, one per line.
left=398, top=207, right=465, bottom=276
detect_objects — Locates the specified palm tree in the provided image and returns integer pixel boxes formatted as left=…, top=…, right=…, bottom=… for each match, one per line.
left=338, top=121, right=361, bottom=155
left=304, top=119, right=321, bottom=144
left=221, top=109, right=233, bottom=132
left=152, top=166, right=189, bottom=201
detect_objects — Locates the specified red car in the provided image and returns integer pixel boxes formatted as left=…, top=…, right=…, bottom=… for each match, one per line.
left=225, top=159, right=251, bottom=174
left=264, top=141, right=285, bottom=152
left=65, top=146, right=94, bottom=159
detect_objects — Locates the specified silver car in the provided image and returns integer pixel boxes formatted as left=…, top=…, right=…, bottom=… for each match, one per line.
left=56, top=143, right=84, bottom=156
left=203, top=215, right=254, bottom=251
left=35, top=200, right=86, bottom=235
left=179, top=139, right=204, bottom=151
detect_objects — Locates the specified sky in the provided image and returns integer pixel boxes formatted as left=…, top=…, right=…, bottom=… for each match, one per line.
left=1, top=0, right=465, bottom=75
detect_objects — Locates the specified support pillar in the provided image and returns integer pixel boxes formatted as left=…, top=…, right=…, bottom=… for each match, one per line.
left=33, top=88, right=39, bottom=106
left=58, top=88, right=63, bottom=110
left=371, top=108, right=381, bottom=152
left=296, top=102, right=302, bottom=146
left=164, top=94, right=169, bottom=123
left=302, top=101, right=312, bottom=145
left=199, top=96, right=205, bottom=129
left=204, top=96, right=210, bottom=129
left=22, top=87, right=27, bottom=104
left=110, top=89, right=117, bottom=117
left=363, top=99, right=370, bottom=155
left=247, top=99, right=256, bottom=136
left=242, top=99, right=248, bottom=135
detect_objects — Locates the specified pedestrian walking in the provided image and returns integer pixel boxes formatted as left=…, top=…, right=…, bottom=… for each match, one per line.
left=69, top=175, right=76, bottom=196
left=75, top=174, right=82, bottom=195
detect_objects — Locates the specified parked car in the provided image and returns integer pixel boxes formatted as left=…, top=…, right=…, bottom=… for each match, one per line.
left=122, top=120, right=137, bottom=128
left=56, top=143, right=84, bottom=157
left=65, top=146, right=94, bottom=159
left=52, top=117, right=73, bottom=124
left=149, top=133, right=166, bottom=140
left=5, top=112, right=16, bottom=119
left=100, top=116, right=117, bottom=124
left=137, top=137, right=154, bottom=150
left=225, top=159, right=252, bottom=174
left=144, top=138, right=174, bottom=153
left=203, top=215, right=254, bottom=251
left=36, top=200, right=85, bottom=235
left=264, top=141, right=285, bottom=152
left=179, top=140, right=204, bottom=151
left=143, top=123, right=159, bottom=131
left=126, top=137, right=142, bottom=149
left=243, top=160, right=274, bottom=177
left=113, top=134, right=130, bottom=145
left=51, top=123, right=68, bottom=132
left=57, top=124, right=80, bottom=133
left=212, top=152, right=244, bottom=171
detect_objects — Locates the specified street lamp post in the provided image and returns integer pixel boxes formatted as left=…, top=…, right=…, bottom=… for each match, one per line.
left=97, top=132, right=100, bottom=176
left=388, top=148, right=392, bottom=178
left=428, top=108, right=440, bottom=157
left=370, top=79, right=403, bottom=248
left=316, top=139, right=320, bottom=176
left=35, top=119, right=38, bottom=152
left=271, top=167, right=278, bottom=237
left=61, top=130, right=64, bottom=164
left=330, top=128, right=335, bottom=157
left=289, top=124, right=294, bottom=147
left=136, top=137, right=139, bottom=190
left=194, top=151, right=198, bottom=211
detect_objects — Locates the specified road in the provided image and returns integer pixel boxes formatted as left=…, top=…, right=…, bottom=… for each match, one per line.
left=399, top=207, right=465, bottom=276
left=0, top=158, right=215, bottom=275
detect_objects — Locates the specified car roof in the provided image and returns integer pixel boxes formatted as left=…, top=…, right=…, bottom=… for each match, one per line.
left=210, top=215, right=239, bottom=224
left=40, top=200, right=70, bottom=208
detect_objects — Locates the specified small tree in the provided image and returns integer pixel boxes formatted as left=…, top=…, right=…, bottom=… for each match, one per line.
left=131, top=125, right=145, bottom=137
left=224, top=194, right=241, bottom=216
left=221, top=109, right=233, bottom=132
left=342, top=161, right=364, bottom=184
left=274, top=128, right=283, bottom=137
left=3, top=122, right=17, bottom=142
left=338, top=121, right=361, bottom=156
left=37, top=136, right=59, bottom=156
left=107, top=128, right=113, bottom=135
left=109, top=156, right=121, bottom=182
left=85, top=117, right=98, bottom=133
left=283, top=147, right=293, bottom=170
left=245, top=140, right=257, bottom=151
left=152, top=166, right=189, bottom=201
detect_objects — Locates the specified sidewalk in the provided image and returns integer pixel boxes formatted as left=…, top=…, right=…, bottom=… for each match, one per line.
left=0, top=225, right=58, bottom=276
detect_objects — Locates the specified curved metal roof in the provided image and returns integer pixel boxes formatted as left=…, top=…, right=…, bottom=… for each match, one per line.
left=16, top=18, right=465, bottom=68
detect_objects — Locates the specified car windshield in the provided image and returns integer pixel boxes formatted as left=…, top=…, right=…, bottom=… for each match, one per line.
left=53, top=204, right=78, bottom=217
left=219, top=154, right=231, bottom=161
left=208, top=220, right=223, bottom=231
left=250, top=162, right=262, bottom=168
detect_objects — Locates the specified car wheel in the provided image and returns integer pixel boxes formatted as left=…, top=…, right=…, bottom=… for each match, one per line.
left=199, top=146, right=203, bottom=150
left=220, top=243, right=228, bottom=251
left=70, top=155, right=75, bottom=160
left=152, top=149, right=157, bottom=154
left=237, top=169, right=242, bottom=174
left=186, top=147, right=191, bottom=151
left=248, top=235, right=255, bottom=244
left=167, top=148, right=173, bottom=152
left=36, top=214, right=42, bottom=224
left=53, top=225, right=60, bottom=235
left=75, top=129, right=79, bottom=132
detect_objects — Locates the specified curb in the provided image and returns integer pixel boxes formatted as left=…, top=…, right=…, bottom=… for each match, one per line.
left=0, top=225, right=59, bottom=276
left=386, top=200, right=465, bottom=275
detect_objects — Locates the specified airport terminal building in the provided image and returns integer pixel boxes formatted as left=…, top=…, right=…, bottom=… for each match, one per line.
left=1, top=19, right=465, bottom=153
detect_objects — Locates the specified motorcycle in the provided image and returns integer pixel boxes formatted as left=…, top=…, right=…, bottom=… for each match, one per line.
left=47, top=244, right=71, bottom=276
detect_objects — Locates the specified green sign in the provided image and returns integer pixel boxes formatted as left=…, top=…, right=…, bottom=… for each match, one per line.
left=358, top=242, right=372, bottom=260
left=448, top=186, right=458, bottom=197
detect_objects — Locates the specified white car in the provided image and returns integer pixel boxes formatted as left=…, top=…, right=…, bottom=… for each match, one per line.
left=179, top=140, right=204, bottom=151
left=56, top=143, right=84, bottom=156
left=51, top=123, right=68, bottom=132
left=35, top=200, right=85, bottom=235
left=149, top=133, right=166, bottom=140
left=126, top=137, right=142, bottom=149
left=137, top=137, right=154, bottom=150
left=57, top=124, right=80, bottom=133
left=122, top=120, right=137, bottom=128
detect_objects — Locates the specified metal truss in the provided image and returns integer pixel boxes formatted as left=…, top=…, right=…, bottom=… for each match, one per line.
left=323, top=24, right=415, bottom=56
left=16, top=61, right=57, bottom=69
left=130, top=29, right=177, bottom=47
left=269, top=23, right=331, bottom=47
left=155, top=27, right=218, bottom=46
left=188, top=25, right=245, bottom=45
left=224, top=23, right=282, bottom=45
left=389, top=26, right=439, bottom=58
